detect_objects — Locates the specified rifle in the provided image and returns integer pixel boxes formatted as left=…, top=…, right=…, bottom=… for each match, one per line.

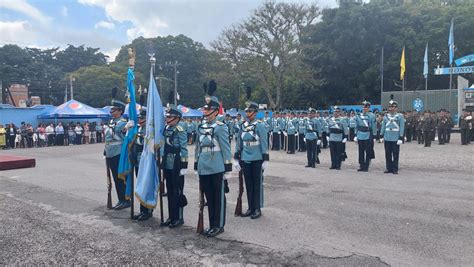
left=234, top=168, right=244, bottom=216
left=157, top=149, right=164, bottom=223
left=105, top=158, right=113, bottom=209
left=196, top=186, right=205, bottom=234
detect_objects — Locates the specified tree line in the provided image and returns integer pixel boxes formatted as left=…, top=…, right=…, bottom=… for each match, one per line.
left=1, top=0, right=473, bottom=109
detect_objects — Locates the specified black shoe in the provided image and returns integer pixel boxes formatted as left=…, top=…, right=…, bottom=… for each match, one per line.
left=329, top=166, right=336, bottom=169
left=241, top=209, right=253, bottom=217
left=311, top=165, right=316, bottom=168
left=362, top=169, right=369, bottom=172
left=384, top=170, right=392, bottom=174
left=112, top=201, right=123, bottom=210
left=160, top=218, right=172, bottom=227
left=201, top=228, right=212, bottom=236
left=357, top=167, right=364, bottom=172
left=316, top=158, right=320, bottom=164
left=132, top=212, right=144, bottom=220
left=392, top=171, right=398, bottom=174
left=169, top=219, right=184, bottom=228
left=114, top=201, right=131, bottom=210
left=137, top=212, right=153, bottom=221
left=305, top=165, right=312, bottom=168
left=335, top=167, right=341, bottom=170
left=251, top=209, right=262, bottom=219
left=207, top=227, right=224, bottom=237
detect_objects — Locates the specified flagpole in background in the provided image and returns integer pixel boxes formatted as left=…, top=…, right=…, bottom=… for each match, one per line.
left=448, top=18, right=454, bottom=113
left=380, top=46, right=384, bottom=105
left=423, top=42, right=429, bottom=110
left=400, top=46, right=406, bottom=110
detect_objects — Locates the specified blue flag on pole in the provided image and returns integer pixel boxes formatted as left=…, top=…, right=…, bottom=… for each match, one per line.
left=135, top=66, right=165, bottom=208
left=118, top=68, right=138, bottom=200
left=448, top=19, right=454, bottom=65
left=423, top=42, right=428, bottom=78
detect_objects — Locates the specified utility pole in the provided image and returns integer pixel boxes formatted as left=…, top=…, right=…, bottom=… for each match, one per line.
left=64, top=83, right=68, bottom=103
left=165, top=61, right=180, bottom=105
left=69, top=75, right=75, bottom=100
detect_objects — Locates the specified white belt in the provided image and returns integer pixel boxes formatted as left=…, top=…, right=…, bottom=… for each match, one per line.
left=385, top=128, right=399, bottom=132
left=201, top=147, right=221, bottom=152
left=243, top=141, right=260, bottom=146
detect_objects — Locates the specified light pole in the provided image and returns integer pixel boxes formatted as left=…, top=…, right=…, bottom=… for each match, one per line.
left=70, top=75, right=75, bottom=100
left=165, top=61, right=180, bottom=105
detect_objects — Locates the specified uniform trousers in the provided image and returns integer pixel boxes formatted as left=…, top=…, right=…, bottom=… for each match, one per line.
left=405, top=128, right=413, bottom=142
left=272, top=132, right=280, bottom=150
left=280, top=133, right=285, bottom=150
left=417, top=130, right=424, bottom=144
left=424, top=131, right=433, bottom=147
left=287, top=134, right=295, bottom=153
left=329, top=141, right=343, bottom=168
left=298, top=134, right=306, bottom=151
left=306, top=139, right=317, bottom=166
left=349, top=128, right=355, bottom=141
left=199, top=172, right=226, bottom=229
left=460, top=128, right=470, bottom=145
left=322, top=132, right=328, bottom=148
left=106, top=154, right=126, bottom=202
left=384, top=141, right=400, bottom=172
left=242, top=160, right=263, bottom=212
left=163, top=169, right=184, bottom=222
left=438, top=129, right=448, bottom=144
left=358, top=139, right=371, bottom=170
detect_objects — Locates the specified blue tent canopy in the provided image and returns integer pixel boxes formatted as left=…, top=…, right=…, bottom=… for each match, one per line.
left=38, top=100, right=110, bottom=119
left=178, top=105, right=203, bottom=118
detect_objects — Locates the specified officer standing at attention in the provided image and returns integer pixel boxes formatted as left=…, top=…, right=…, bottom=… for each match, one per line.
left=194, top=81, right=232, bottom=237
left=104, top=91, right=131, bottom=210
left=304, top=108, right=321, bottom=168
left=421, top=110, right=435, bottom=147
left=160, top=105, right=188, bottom=228
left=234, top=101, right=269, bottom=219
left=380, top=99, right=405, bottom=174
left=286, top=112, right=297, bottom=154
left=224, top=113, right=234, bottom=145
left=354, top=100, right=377, bottom=172
left=131, top=106, right=154, bottom=221
left=271, top=112, right=281, bottom=150
left=326, top=106, right=348, bottom=170
left=264, top=111, right=272, bottom=150
left=298, top=111, right=307, bottom=152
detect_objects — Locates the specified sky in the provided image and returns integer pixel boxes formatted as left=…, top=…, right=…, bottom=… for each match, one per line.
left=0, top=0, right=338, bottom=61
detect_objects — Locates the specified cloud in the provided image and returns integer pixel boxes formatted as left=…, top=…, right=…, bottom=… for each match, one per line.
left=78, top=0, right=168, bottom=40
left=0, top=0, right=51, bottom=24
left=0, top=21, right=37, bottom=46
left=61, top=6, right=68, bottom=17
left=94, top=20, right=115, bottom=30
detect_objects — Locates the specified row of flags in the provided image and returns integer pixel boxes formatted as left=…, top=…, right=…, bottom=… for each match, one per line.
left=392, top=19, right=455, bottom=81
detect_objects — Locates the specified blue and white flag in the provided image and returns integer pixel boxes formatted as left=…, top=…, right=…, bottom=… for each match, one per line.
left=135, top=67, right=165, bottom=208
left=448, top=19, right=454, bottom=66
left=118, top=68, right=138, bottom=200
left=423, top=42, right=428, bottom=79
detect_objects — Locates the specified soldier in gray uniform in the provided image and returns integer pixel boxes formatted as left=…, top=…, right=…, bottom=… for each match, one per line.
left=160, top=105, right=188, bottom=228
left=326, top=106, right=349, bottom=170
left=234, top=101, right=269, bottom=219
left=298, top=111, right=307, bottom=152
left=422, top=110, right=435, bottom=147
left=380, top=100, right=405, bottom=174
left=194, top=89, right=232, bottom=237
left=104, top=99, right=131, bottom=210
left=353, top=101, right=377, bottom=172
left=304, top=108, right=321, bottom=168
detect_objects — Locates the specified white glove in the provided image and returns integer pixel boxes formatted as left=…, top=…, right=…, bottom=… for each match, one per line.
left=295, top=133, right=298, bottom=136
left=283, top=132, right=288, bottom=136
left=179, top=169, right=187, bottom=176
left=262, top=161, right=268, bottom=170
left=317, top=140, right=321, bottom=146
left=342, top=138, right=347, bottom=143
left=303, top=138, right=306, bottom=142
left=224, top=173, right=231, bottom=179
left=233, top=160, right=241, bottom=171
left=404, top=136, right=407, bottom=142
left=326, top=136, right=330, bottom=142
left=353, top=137, right=358, bottom=142
left=278, top=131, right=281, bottom=134
left=397, top=140, right=403, bottom=145
left=380, top=138, right=384, bottom=143
left=125, top=120, right=135, bottom=129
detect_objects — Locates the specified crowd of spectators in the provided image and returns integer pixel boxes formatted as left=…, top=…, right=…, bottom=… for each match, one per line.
left=0, top=121, right=105, bottom=149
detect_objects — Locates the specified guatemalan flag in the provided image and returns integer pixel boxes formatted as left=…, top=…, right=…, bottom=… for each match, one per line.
left=135, top=66, right=165, bottom=208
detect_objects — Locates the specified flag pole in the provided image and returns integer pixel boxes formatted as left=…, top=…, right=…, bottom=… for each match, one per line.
left=380, top=47, right=384, bottom=106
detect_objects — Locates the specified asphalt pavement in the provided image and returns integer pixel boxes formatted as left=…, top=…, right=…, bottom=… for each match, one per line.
left=0, top=135, right=472, bottom=266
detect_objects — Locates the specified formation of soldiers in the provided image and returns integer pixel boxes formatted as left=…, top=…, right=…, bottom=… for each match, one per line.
left=103, top=89, right=471, bottom=238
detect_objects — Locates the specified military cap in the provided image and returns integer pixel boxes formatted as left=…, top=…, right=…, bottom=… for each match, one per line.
left=388, top=99, right=398, bottom=107
left=333, top=106, right=341, bottom=111
left=362, top=100, right=371, bottom=107
left=202, top=96, right=220, bottom=110
left=244, top=101, right=259, bottom=112
left=111, top=99, right=126, bottom=111
left=165, top=105, right=182, bottom=118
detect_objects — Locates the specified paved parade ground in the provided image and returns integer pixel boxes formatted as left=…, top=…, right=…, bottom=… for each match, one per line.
left=1, top=135, right=473, bottom=266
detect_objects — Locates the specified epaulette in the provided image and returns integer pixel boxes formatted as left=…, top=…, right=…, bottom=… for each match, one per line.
left=216, top=121, right=224, bottom=125
left=176, top=125, right=184, bottom=132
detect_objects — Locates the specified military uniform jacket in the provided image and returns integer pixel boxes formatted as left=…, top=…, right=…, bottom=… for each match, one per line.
left=186, top=122, right=195, bottom=134
left=437, top=116, right=449, bottom=130
left=104, top=117, right=127, bottom=158
left=278, top=118, right=286, bottom=133
left=326, top=117, right=349, bottom=142
left=304, top=118, right=321, bottom=140
left=421, top=117, right=436, bottom=132
left=264, top=117, right=272, bottom=133
left=349, top=116, right=357, bottom=128
left=161, top=124, right=188, bottom=170
left=381, top=113, right=405, bottom=141
left=286, top=119, right=296, bottom=135
left=132, top=125, right=145, bottom=166
left=194, top=119, right=232, bottom=175
left=459, top=115, right=473, bottom=129
left=405, top=116, right=414, bottom=129
left=298, top=119, right=307, bottom=134
left=225, top=120, right=234, bottom=137
left=272, top=118, right=281, bottom=133
left=234, top=119, right=269, bottom=162
left=355, top=112, right=377, bottom=140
